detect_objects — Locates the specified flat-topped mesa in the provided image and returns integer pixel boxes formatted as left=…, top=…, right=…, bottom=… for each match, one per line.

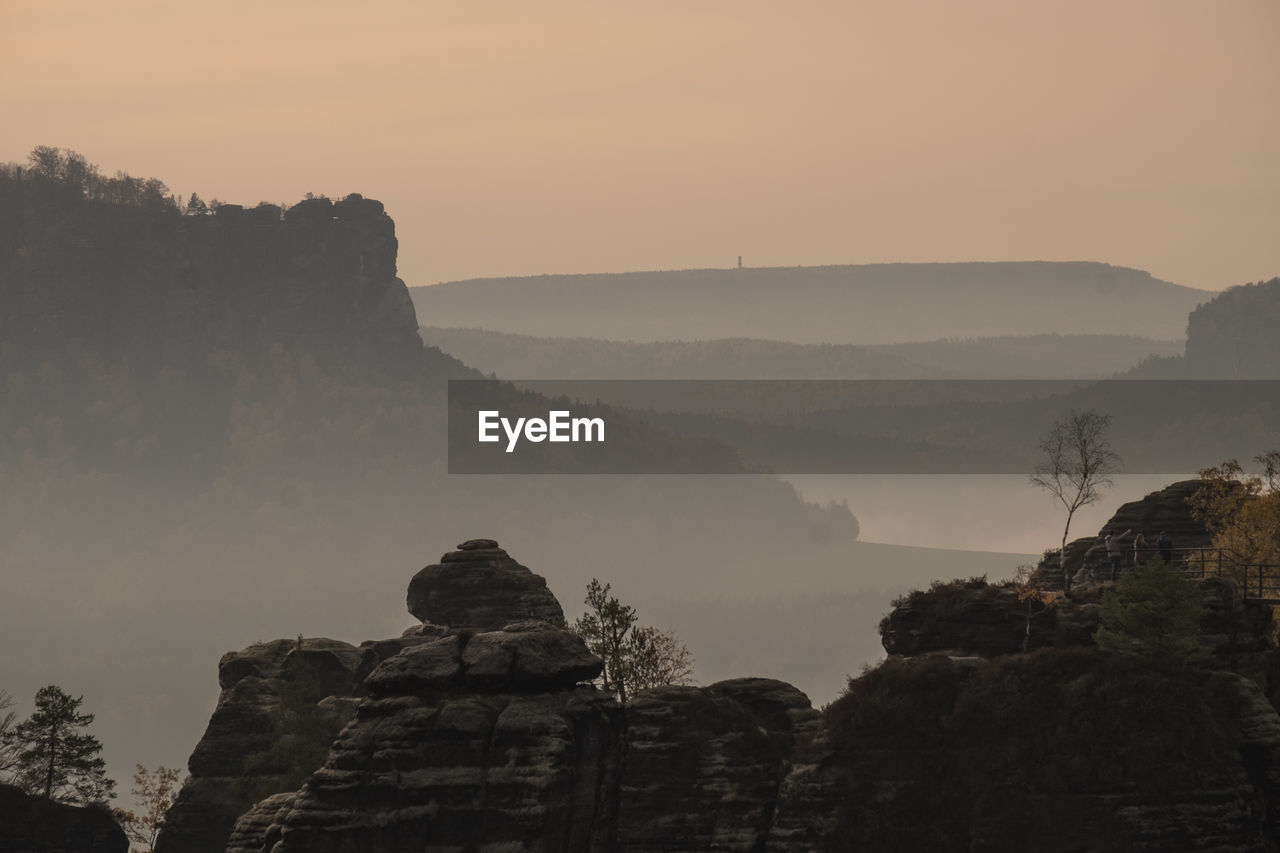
left=406, top=538, right=565, bottom=630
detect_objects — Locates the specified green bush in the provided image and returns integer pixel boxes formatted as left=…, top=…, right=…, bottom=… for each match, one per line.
left=1094, top=562, right=1204, bottom=659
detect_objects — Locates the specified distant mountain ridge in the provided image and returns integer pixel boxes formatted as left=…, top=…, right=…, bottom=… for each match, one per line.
left=410, top=261, right=1209, bottom=345
left=421, top=326, right=1183, bottom=380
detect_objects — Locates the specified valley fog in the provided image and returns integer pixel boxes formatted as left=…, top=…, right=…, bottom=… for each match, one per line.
left=787, top=474, right=1188, bottom=555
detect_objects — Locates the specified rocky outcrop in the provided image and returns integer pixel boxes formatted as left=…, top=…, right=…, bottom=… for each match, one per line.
left=225, top=792, right=295, bottom=853
left=0, top=783, right=128, bottom=853
left=0, top=188, right=423, bottom=380
left=879, top=577, right=1099, bottom=657
left=170, top=532, right=1280, bottom=852
left=1036, top=479, right=1213, bottom=590
left=614, top=679, right=818, bottom=851
left=190, top=540, right=825, bottom=853
left=767, top=652, right=1280, bottom=852
left=269, top=624, right=621, bottom=853
left=155, top=638, right=370, bottom=853
left=406, top=539, right=565, bottom=630
left=881, top=573, right=1274, bottom=665
left=365, top=623, right=602, bottom=694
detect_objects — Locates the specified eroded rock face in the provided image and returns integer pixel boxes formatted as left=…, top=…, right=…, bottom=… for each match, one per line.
left=406, top=539, right=565, bottom=629
left=614, top=679, right=819, bottom=851
left=155, top=638, right=371, bottom=853
left=179, top=534, right=1280, bottom=853
left=264, top=622, right=619, bottom=853
left=0, top=192, right=423, bottom=381
left=231, top=669, right=821, bottom=853
left=225, top=792, right=295, bottom=853
left=0, top=783, right=128, bottom=853
left=364, top=623, right=604, bottom=695
left=1039, top=479, right=1213, bottom=591
left=271, top=687, right=623, bottom=852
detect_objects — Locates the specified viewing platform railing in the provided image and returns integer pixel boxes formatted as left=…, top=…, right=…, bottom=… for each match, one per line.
left=1167, top=547, right=1280, bottom=602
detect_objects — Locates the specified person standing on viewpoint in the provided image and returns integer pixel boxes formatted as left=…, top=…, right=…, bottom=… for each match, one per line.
left=1158, top=531, right=1174, bottom=565
left=1105, top=529, right=1133, bottom=581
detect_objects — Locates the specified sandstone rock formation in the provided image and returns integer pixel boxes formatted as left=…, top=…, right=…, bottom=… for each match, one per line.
left=1, top=189, right=423, bottom=380
left=166, top=539, right=826, bottom=853
left=0, top=783, right=128, bottom=853
left=614, top=679, right=818, bottom=851
left=270, top=625, right=622, bottom=852
left=766, top=652, right=1280, bottom=852
left=165, top=533, right=1280, bottom=852
left=406, top=539, right=565, bottom=629
left=155, top=638, right=371, bottom=853
left=225, top=793, right=295, bottom=853
left=1036, top=478, right=1213, bottom=590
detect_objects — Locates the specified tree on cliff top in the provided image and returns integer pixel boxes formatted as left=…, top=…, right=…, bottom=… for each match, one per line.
left=5, top=685, right=116, bottom=804
left=1094, top=562, right=1204, bottom=658
left=1031, top=409, right=1121, bottom=593
left=571, top=579, right=694, bottom=703
left=1189, top=453, right=1280, bottom=587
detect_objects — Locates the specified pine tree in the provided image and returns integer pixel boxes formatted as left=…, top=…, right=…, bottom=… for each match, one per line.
left=9, top=685, right=116, bottom=804
left=571, top=579, right=693, bottom=702
left=1094, top=563, right=1204, bottom=659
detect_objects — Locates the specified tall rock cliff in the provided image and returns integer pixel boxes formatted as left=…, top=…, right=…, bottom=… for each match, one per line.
left=0, top=180, right=423, bottom=380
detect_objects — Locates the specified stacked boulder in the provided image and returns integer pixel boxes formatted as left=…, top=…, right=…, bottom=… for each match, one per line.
left=406, top=538, right=565, bottom=629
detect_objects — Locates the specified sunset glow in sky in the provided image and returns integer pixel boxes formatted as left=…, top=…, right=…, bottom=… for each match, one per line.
left=3, top=0, right=1277, bottom=289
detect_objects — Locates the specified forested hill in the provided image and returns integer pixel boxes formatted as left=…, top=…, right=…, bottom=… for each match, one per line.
left=0, top=150, right=424, bottom=380
left=421, top=327, right=1183, bottom=380
left=1121, top=277, right=1280, bottom=379
left=410, top=262, right=1209, bottom=345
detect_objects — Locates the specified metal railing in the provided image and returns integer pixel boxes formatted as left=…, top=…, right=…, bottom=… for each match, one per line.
left=1239, top=564, right=1280, bottom=602
left=1163, top=547, right=1280, bottom=601
left=1167, top=547, right=1227, bottom=579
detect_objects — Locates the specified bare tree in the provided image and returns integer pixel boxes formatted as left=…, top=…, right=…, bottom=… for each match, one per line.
left=113, top=764, right=183, bottom=853
left=1031, top=409, right=1121, bottom=593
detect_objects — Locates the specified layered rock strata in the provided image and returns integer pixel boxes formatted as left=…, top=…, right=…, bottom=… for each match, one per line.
left=165, top=535, right=1280, bottom=852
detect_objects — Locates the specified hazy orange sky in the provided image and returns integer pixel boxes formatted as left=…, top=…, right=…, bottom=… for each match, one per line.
left=3, top=0, right=1277, bottom=290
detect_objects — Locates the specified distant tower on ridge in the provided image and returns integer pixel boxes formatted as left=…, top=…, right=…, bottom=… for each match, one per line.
left=737, top=255, right=742, bottom=270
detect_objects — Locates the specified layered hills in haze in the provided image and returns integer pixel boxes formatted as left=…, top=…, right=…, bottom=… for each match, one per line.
left=421, top=327, right=1184, bottom=380
left=0, top=151, right=1022, bottom=795
left=411, top=262, right=1208, bottom=344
